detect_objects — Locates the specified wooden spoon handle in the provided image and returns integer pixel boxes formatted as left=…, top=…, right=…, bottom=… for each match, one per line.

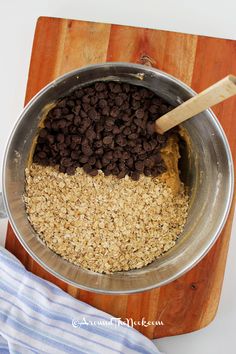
left=155, top=75, right=236, bottom=134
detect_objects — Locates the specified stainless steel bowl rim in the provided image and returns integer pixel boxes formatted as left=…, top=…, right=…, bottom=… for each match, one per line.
left=2, top=62, right=234, bottom=294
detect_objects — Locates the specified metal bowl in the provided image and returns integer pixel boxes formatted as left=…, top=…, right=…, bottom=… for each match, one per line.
left=2, top=63, right=234, bottom=294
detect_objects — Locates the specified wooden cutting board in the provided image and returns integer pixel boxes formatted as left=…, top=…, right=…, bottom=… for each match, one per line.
left=5, top=16, right=236, bottom=339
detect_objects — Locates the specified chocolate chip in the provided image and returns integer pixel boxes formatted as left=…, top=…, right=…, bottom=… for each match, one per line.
left=107, top=162, right=116, bottom=171
left=121, top=113, right=130, bottom=122
left=110, top=106, right=120, bottom=118
left=132, top=92, right=141, bottom=100
left=133, top=144, right=142, bottom=154
left=106, top=118, right=115, bottom=127
left=134, top=118, right=144, bottom=128
left=98, top=91, right=107, bottom=99
left=67, top=100, right=75, bottom=107
left=135, top=109, right=145, bottom=119
left=66, top=166, right=76, bottom=175
left=71, top=135, right=81, bottom=144
left=73, top=105, right=81, bottom=114
left=156, top=134, right=167, bottom=144
left=131, top=171, right=140, bottom=181
left=112, top=126, right=121, bottom=135
left=33, top=81, right=172, bottom=178
left=59, top=165, right=66, bottom=173
left=95, top=148, right=104, bottom=155
left=57, top=143, right=67, bottom=151
left=117, top=170, right=127, bottom=179
left=88, top=108, right=98, bottom=120
left=38, top=151, right=47, bottom=159
left=99, top=99, right=107, bottom=109
left=144, top=168, right=152, bottom=176
left=47, top=135, right=55, bottom=144
left=95, top=82, right=106, bottom=92
left=113, top=150, right=123, bottom=159
left=44, top=121, right=51, bottom=130
left=118, top=161, right=126, bottom=170
left=82, top=95, right=90, bottom=103
left=62, top=107, right=70, bottom=115
left=86, top=128, right=96, bottom=141
left=80, top=110, right=87, bottom=118
left=57, top=134, right=65, bottom=143
left=142, top=141, right=151, bottom=152
left=85, top=87, right=95, bottom=96
left=115, top=96, right=123, bottom=106
left=61, top=158, right=73, bottom=167
left=132, top=100, right=140, bottom=110
left=160, top=104, right=168, bottom=114
left=102, top=149, right=111, bottom=158
left=83, top=163, right=92, bottom=173
left=88, top=169, right=98, bottom=176
left=82, top=145, right=93, bottom=156
left=87, top=156, right=96, bottom=165
left=74, top=116, right=81, bottom=126
left=103, top=168, right=112, bottom=176
left=90, top=96, right=98, bottom=105
left=103, top=136, right=113, bottom=145
left=95, top=160, right=102, bottom=169
left=102, top=156, right=110, bottom=166
left=82, top=103, right=90, bottom=113
left=126, top=157, right=134, bottom=168
left=128, top=133, right=138, bottom=140
left=104, top=125, right=113, bottom=132
left=71, top=142, right=78, bottom=150
left=39, top=128, right=48, bottom=138
left=112, top=167, right=120, bottom=175
left=146, top=122, right=155, bottom=134
left=123, top=127, right=131, bottom=136
left=156, top=164, right=166, bottom=173
left=151, top=97, right=161, bottom=105
left=139, top=153, right=147, bottom=160
left=71, top=151, right=80, bottom=160
left=52, top=108, right=62, bottom=118
left=140, top=88, right=149, bottom=98
left=116, top=135, right=126, bottom=147
left=149, top=105, right=159, bottom=114
left=64, top=114, right=74, bottom=121
left=155, top=153, right=162, bottom=163
left=102, top=106, right=110, bottom=116
left=69, top=125, right=77, bottom=134
left=122, top=83, right=130, bottom=92
left=58, top=119, right=67, bottom=129
left=80, top=155, right=89, bottom=164
left=75, top=89, right=84, bottom=98
left=151, top=167, right=160, bottom=177
left=135, top=161, right=144, bottom=172
left=122, top=151, right=130, bottom=160
left=65, top=136, right=72, bottom=145
left=144, top=157, right=155, bottom=168
left=60, top=149, right=70, bottom=157
left=110, top=83, right=122, bottom=93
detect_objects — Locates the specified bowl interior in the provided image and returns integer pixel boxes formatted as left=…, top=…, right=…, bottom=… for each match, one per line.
left=3, top=63, right=233, bottom=293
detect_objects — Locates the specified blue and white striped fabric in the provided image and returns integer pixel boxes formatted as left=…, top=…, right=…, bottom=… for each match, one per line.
left=0, top=246, right=161, bottom=354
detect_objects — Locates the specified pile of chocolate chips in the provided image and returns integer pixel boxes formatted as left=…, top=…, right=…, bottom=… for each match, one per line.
left=33, top=81, right=174, bottom=180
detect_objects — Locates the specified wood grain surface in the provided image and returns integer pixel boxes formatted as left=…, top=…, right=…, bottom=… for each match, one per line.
left=5, top=17, right=236, bottom=339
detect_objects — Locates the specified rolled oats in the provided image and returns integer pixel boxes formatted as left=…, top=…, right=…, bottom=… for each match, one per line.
left=24, top=164, right=189, bottom=273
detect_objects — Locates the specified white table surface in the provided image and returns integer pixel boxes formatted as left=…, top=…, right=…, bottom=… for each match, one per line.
left=0, top=1, right=235, bottom=353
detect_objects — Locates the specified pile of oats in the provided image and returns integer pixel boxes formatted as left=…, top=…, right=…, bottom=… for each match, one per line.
left=24, top=164, right=189, bottom=273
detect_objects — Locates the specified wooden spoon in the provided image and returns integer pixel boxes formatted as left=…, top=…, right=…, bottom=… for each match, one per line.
left=155, top=75, right=236, bottom=134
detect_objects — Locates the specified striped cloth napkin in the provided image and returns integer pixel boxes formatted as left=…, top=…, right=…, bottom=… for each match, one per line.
left=0, top=246, right=161, bottom=354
